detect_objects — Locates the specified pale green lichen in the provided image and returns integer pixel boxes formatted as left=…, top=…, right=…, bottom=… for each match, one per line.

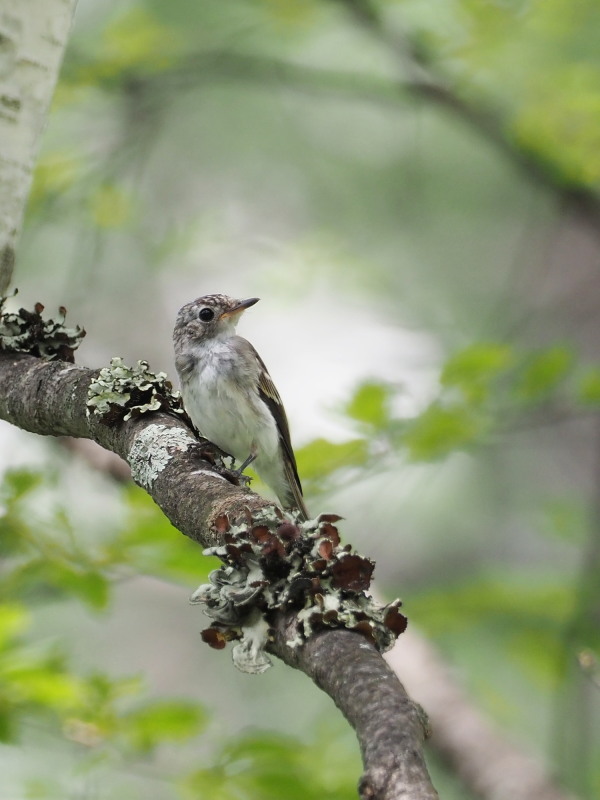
left=0, top=294, right=85, bottom=362
left=232, top=611, right=273, bottom=674
left=86, top=358, right=201, bottom=487
left=191, top=510, right=407, bottom=674
left=86, top=357, right=187, bottom=424
left=128, top=424, right=192, bottom=489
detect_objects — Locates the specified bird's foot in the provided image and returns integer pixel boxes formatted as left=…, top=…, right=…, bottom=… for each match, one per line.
left=220, top=467, right=253, bottom=489
left=221, top=452, right=256, bottom=488
left=191, top=448, right=255, bottom=488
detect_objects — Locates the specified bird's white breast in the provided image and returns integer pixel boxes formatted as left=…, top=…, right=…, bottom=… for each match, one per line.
left=181, top=338, right=279, bottom=467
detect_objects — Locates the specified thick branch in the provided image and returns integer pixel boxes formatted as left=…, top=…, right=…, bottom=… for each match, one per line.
left=272, top=614, right=437, bottom=800
left=52, top=429, right=581, bottom=800
left=0, top=352, right=266, bottom=543
left=0, top=351, right=437, bottom=800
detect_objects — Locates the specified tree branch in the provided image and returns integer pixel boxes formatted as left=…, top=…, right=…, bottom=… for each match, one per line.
left=53, top=431, right=582, bottom=800
left=273, top=615, right=435, bottom=800
left=83, top=26, right=598, bottom=233
left=332, top=0, right=600, bottom=232
left=0, top=350, right=437, bottom=800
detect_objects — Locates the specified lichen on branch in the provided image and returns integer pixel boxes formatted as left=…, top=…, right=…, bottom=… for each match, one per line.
left=86, top=357, right=188, bottom=424
left=192, top=508, right=407, bottom=674
left=0, top=294, right=85, bottom=362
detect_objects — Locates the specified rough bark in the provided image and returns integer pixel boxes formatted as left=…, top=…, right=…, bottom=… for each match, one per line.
left=0, top=350, right=438, bottom=800
left=273, top=614, right=435, bottom=800
left=0, top=0, right=78, bottom=294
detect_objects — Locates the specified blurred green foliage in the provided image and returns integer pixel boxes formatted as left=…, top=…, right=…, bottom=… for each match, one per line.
left=0, top=469, right=205, bottom=755
left=26, top=342, right=600, bottom=795
left=344, top=381, right=393, bottom=429
left=181, top=727, right=359, bottom=800
left=5, top=336, right=600, bottom=792
left=301, top=343, right=600, bottom=470
left=387, top=0, right=600, bottom=187
left=0, top=468, right=110, bottom=608
left=6, top=0, right=600, bottom=797
left=299, top=344, right=600, bottom=795
left=0, top=467, right=360, bottom=798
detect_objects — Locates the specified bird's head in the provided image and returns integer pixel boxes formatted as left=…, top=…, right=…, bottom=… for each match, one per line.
left=173, top=294, right=259, bottom=348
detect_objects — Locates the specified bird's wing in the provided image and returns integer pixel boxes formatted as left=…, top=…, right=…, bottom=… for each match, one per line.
left=251, top=346, right=308, bottom=519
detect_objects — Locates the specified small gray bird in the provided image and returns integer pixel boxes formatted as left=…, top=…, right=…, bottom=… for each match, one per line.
left=173, top=294, right=308, bottom=520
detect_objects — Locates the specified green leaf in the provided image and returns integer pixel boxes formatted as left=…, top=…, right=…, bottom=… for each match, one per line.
left=577, top=366, right=600, bottom=405
left=403, top=404, right=486, bottom=460
left=29, top=152, right=82, bottom=210
left=121, top=485, right=218, bottom=583
left=539, top=498, right=587, bottom=544
left=88, top=184, right=133, bottom=229
left=296, top=438, right=369, bottom=481
left=257, top=0, right=320, bottom=29
left=122, top=701, right=206, bottom=753
left=409, top=574, right=572, bottom=637
left=180, top=769, right=230, bottom=800
left=512, top=63, right=600, bottom=187
left=181, top=720, right=359, bottom=799
left=80, top=672, right=143, bottom=714
left=52, top=568, right=110, bottom=610
left=101, top=7, right=181, bottom=73
left=0, top=469, right=44, bottom=503
left=507, top=628, right=565, bottom=687
left=0, top=604, right=30, bottom=648
left=219, top=734, right=321, bottom=800
left=2, top=666, right=85, bottom=710
left=441, top=343, right=513, bottom=402
left=23, top=778, right=63, bottom=799
left=344, top=381, right=393, bottom=429
left=513, top=346, right=573, bottom=401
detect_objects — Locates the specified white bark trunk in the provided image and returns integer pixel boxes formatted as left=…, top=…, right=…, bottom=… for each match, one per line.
left=0, top=0, right=78, bottom=294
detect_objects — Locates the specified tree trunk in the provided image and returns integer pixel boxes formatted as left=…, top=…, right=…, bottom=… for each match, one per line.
left=0, top=0, right=78, bottom=294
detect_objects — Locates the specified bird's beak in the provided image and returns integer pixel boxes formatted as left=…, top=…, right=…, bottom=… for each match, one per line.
left=220, top=297, right=260, bottom=319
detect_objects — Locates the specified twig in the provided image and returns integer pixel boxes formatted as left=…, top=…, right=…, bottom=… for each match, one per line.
left=332, top=0, right=600, bottom=233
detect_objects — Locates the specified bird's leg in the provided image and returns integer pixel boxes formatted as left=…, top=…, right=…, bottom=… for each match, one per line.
left=219, top=447, right=257, bottom=488
left=233, top=451, right=256, bottom=477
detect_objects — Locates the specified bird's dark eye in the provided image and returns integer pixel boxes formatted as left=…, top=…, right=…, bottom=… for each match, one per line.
left=199, top=307, right=214, bottom=322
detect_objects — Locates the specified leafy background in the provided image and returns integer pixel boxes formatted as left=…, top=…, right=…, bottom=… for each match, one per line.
left=1, top=0, right=599, bottom=797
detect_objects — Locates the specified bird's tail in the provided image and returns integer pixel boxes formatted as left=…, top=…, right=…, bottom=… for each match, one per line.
left=282, top=458, right=309, bottom=521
